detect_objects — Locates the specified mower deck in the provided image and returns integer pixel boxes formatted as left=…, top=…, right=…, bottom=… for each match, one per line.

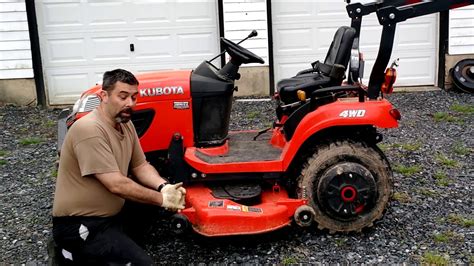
left=181, top=185, right=306, bottom=236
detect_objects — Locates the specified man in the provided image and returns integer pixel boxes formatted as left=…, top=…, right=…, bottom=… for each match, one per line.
left=52, top=69, right=185, bottom=264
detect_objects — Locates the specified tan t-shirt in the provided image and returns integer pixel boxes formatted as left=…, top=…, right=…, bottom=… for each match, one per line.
left=52, top=109, right=146, bottom=217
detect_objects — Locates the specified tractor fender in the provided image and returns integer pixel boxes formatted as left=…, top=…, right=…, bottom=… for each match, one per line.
left=281, top=99, right=398, bottom=170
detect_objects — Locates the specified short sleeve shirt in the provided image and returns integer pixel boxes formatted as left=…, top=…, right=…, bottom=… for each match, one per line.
left=52, top=109, right=146, bottom=217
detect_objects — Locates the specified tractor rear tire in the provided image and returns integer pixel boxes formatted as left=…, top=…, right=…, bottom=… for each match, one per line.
left=297, top=139, right=392, bottom=233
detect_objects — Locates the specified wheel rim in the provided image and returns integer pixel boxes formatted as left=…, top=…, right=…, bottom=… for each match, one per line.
left=317, top=162, right=377, bottom=221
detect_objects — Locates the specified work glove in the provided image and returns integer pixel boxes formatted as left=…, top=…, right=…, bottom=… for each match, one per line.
left=161, top=182, right=186, bottom=212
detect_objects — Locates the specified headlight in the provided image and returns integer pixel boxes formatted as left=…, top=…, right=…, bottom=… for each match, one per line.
left=71, top=98, right=81, bottom=113
left=71, top=94, right=101, bottom=115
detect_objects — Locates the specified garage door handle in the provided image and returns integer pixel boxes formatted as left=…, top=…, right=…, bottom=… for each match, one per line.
left=130, top=43, right=134, bottom=52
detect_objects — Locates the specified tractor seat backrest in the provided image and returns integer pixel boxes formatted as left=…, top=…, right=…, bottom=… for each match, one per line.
left=323, top=26, right=356, bottom=68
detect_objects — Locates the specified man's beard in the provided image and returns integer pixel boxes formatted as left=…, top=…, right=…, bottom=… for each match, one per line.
left=115, top=108, right=133, bottom=123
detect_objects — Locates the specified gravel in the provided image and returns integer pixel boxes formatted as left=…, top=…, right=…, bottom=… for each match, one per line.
left=0, top=90, right=472, bottom=264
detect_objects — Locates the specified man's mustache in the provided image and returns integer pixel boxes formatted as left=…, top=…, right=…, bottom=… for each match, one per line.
left=120, top=108, right=133, bottom=115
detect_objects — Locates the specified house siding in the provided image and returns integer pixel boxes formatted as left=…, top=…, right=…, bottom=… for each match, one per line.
left=449, top=6, right=474, bottom=55
left=0, top=0, right=33, bottom=79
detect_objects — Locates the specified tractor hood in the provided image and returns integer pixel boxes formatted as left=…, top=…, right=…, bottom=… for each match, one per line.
left=81, top=70, right=192, bottom=102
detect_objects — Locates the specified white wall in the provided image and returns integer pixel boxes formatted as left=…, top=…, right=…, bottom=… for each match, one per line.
left=449, top=6, right=474, bottom=55
left=223, top=0, right=268, bottom=66
left=0, top=0, right=33, bottom=79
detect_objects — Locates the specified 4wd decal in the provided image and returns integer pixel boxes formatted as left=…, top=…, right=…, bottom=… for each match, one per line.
left=140, top=86, right=184, bottom=97
left=339, top=109, right=366, bottom=118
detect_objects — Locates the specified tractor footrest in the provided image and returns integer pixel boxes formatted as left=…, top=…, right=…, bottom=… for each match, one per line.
left=181, top=185, right=306, bottom=236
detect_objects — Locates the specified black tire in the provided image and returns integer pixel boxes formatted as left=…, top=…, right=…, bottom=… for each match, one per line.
left=451, top=59, right=474, bottom=93
left=297, top=139, right=392, bottom=233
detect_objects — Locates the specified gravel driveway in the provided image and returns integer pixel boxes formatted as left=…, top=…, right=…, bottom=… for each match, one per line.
left=0, top=90, right=472, bottom=264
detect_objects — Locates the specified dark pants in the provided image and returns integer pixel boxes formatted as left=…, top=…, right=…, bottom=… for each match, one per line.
left=52, top=214, right=153, bottom=265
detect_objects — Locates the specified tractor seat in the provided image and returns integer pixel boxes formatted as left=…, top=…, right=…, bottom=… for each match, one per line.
left=277, top=26, right=356, bottom=104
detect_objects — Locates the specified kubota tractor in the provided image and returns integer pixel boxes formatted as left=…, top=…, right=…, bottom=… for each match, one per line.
left=58, top=0, right=474, bottom=236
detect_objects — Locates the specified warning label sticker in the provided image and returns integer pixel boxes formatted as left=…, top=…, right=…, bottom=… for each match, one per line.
left=208, top=200, right=224, bottom=207
left=226, top=205, right=241, bottom=211
left=248, top=207, right=263, bottom=213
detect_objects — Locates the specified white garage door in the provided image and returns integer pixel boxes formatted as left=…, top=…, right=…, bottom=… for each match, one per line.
left=272, top=1, right=438, bottom=87
left=36, top=1, right=219, bottom=105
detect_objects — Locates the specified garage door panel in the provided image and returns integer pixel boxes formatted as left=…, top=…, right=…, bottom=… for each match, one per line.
left=39, top=2, right=82, bottom=30
left=396, top=21, right=436, bottom=49
left=176, top=1, right=216, bottom=23
left=47, top=72, right=89, bottom=104
left=47, top=38, right=87, bottom=64
left=273, top=2, right=347, bottom=21
left=132, top=3, right=171, bottom=25
left=396, top=57, right=434, bottom=84
left=275, top=28, right=313, bottom=52
left=177, top=32, right=217, bottom=57
left=88, top=2, right=128, bottom=27
left=134, top=34, right=174, bottom=60
left=90, top=35, right=131, bottom=62
left=272, top=3, right=314, bottom=20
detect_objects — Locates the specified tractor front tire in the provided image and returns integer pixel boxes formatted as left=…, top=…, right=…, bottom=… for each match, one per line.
left=297, top=139, right=392, bottom=233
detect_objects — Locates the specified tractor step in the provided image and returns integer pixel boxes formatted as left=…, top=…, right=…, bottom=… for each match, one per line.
left=195, top=131, right=281, bottom=163
left=184, top=130, right=285, bottom=173
left=181, top=185, right=306, bottom=236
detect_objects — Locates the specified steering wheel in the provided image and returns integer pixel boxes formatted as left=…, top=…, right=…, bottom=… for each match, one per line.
left=221, top=37, right=264, bottom=65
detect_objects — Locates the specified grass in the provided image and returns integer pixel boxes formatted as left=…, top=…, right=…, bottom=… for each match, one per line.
left=447, top=214, right=474, bottom=228
left=433, top=230, right=463, bottom=243
left=377, top=143, right=390, bottom=152
left=334, top=238, right=348, bottom=247
left=44, top=120, right=56, bottom=128
left=0, top=159, right=6, bottom=166
left=452, top=142, right=471, bottom=156
left=433, top=171, right=450, bottom=187
left=51, top=168, right=58, bottom=178
left=421, top=251, right=449, bottom=265
left=0, top=150, right=7, bottom=157
left=450, top=103, right=474, bottom=114
left=19, top=137, right=42, bottom=146
left=401, top=142, right=422, bottom=152
left=281, top=256, right=298, bottom=265
left=393, top=164, right=422, bottom=176
left=435, top=153, right=458, bottom=168
left=246, top=111, right=260, bottom=119
left=392, top=192, right=412, bottom=203
left=433, top=112, right=461, bottom=123
left=418, top=188, right=439, bottom=197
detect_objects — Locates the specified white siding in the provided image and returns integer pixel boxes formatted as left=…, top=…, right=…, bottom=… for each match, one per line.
left=449, top=6, right=474, bottom=55
left=223, top=0, right=268, bottom=66
left=0, top=0, right=33, bottom=79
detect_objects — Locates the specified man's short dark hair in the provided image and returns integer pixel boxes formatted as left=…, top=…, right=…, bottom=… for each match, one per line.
left=102, top=69, right=139, bottom=92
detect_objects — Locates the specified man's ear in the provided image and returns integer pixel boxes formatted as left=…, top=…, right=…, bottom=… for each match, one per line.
left=100, top=90, right=108, bottom=103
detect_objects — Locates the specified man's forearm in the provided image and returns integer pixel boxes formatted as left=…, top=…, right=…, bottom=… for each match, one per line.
left=108, top=174, right=164, bottom=206
left=132, top=162, right=168, bottom=190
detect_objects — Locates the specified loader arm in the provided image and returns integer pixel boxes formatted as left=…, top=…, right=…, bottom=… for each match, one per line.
left=367, top=0, right=474, bottom=99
